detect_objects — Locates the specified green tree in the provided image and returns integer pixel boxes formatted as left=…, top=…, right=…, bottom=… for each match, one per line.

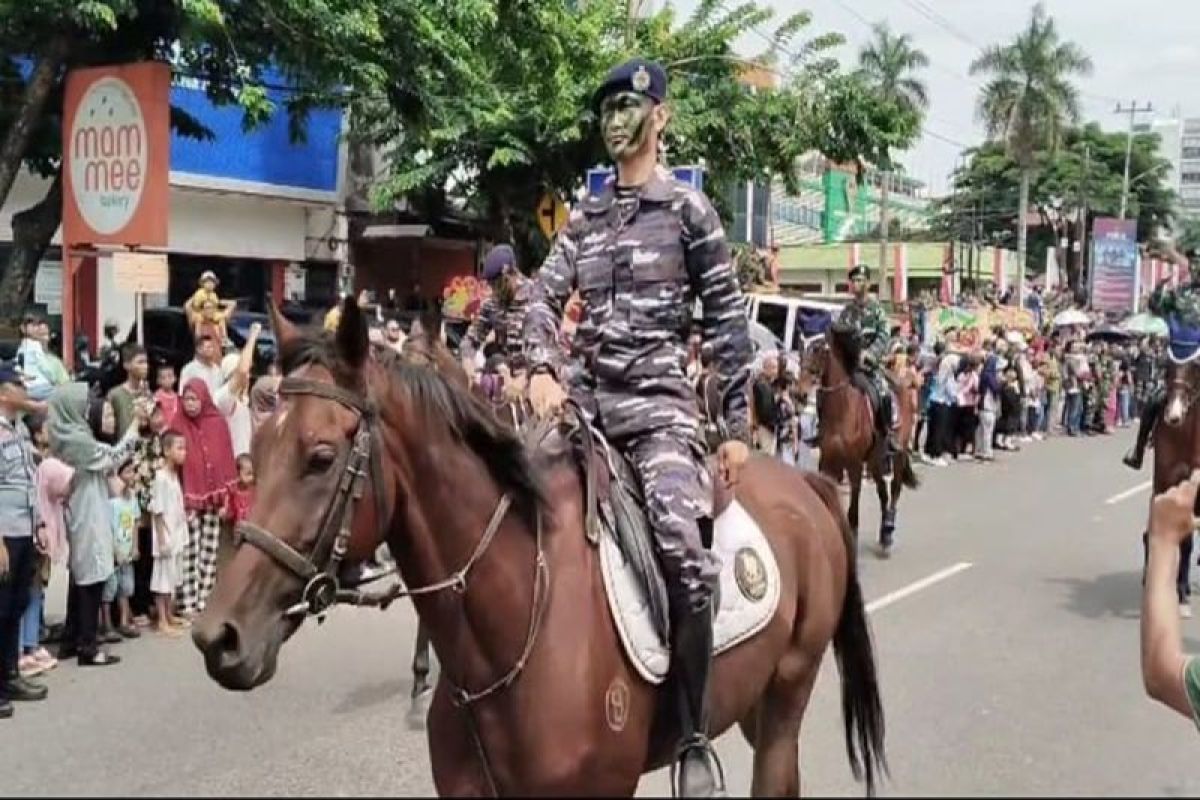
left=969, top=2, right=1092, bottom=303
left=857, top=21, right=927, bottom=299
left=367, top=0, right=910, bottom=269
left=933, top=123, right=1177, bottom=292
left=0, top=0, right=467, bottom=327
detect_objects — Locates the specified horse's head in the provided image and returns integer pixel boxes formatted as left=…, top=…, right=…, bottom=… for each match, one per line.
left=193, top=296, right=544, bottom=691
left=193, top=297, right=393, bottom=689
left=1164, top=359, right=1200, bottom=427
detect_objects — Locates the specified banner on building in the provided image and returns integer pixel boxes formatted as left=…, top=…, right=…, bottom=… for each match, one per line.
left=927, top=304, right=1036, bottom=350
left=1089, top=217, right=1139, bottom=313
left=63, top=61, right=170, bottom=247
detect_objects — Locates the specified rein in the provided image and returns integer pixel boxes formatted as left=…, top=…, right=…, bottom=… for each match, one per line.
left=234, top=371, right=555, bottom=797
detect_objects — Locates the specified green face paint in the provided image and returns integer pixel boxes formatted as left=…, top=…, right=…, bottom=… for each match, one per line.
left=600, top=91, right=655, bottom=163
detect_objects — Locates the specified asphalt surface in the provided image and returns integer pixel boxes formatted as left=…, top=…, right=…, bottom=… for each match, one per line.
left=4, top=429, right=1199, bottom=796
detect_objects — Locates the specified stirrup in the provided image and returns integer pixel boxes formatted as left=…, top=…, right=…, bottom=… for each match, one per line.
left=670, top=734, right=728, bottom=798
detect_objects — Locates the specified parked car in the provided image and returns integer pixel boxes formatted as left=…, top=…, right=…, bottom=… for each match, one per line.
left=93, top=307, right=277, bottom=394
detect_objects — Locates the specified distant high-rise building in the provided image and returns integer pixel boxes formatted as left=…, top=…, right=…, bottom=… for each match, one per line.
left=1134, top=116, right=1199, bottom=220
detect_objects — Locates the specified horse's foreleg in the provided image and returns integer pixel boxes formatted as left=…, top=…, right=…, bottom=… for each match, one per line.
left=872, top=470, right=893, bottom=556
left=847, top=469, right=862, bottom=540
left=408, top=619, right=434, bottom=730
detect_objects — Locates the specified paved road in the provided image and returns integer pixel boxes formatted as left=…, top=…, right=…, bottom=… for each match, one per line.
left=5, top=430, right=1199, bottom=796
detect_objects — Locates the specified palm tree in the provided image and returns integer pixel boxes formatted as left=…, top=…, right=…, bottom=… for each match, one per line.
left=858, top=22, right=928, bottom=300
left=970, top=2, right=1092, bottom=306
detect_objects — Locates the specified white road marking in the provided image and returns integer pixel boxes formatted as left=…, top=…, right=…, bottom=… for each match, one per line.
left=865, top=562, right=973, bottom=614
left=1104, top=481, right=1152, bottom=505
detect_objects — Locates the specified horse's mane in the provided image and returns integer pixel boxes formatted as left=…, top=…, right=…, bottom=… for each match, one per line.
left=279, top=331, right=546, bottom=527
left=827, top=322, right=861, bottom=375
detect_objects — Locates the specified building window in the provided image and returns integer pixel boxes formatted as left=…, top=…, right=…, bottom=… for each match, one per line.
left=1184, top=149, right=1200, bottom=161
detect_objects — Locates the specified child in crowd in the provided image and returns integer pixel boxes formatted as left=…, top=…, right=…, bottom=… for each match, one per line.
left=149, top=431, right=189, bottom=636
left=18, top=418, right=58, bottom=677
left=129, top=402, right=168, bottom=626
left=101, top=459, right=141, bottom=640
left=194, top=299, right=230, bottom=349
left=225, top=454, right=256, bottom=525
left=154, top=364, right=179, bottom=423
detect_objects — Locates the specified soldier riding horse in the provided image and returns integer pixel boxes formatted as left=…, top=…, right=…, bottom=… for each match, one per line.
left=1123, top=263, right=1200, bottom=605
left=806, top=265, right=918, bottom=556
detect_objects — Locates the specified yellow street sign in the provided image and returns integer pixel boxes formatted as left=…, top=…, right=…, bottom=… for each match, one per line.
left=536, top=193, right=569, bottom=240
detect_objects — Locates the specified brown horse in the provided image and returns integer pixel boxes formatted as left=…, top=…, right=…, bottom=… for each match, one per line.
left=193, top=299, right=886, bottom=796
left=804, top=324, right=918, bottom=556
left=1148, top=357, right=1200, bottom=578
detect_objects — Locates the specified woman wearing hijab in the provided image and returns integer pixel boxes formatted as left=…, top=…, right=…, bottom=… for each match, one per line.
left=173, top=378, right=238, bottom=616
left=48, top=383, right=146, bottom=666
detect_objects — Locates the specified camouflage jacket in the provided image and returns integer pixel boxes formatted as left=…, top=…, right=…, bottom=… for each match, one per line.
left=1149, top=277, right=1200, bottom=326
left=839, top=297, right=890, bottom=366
left=460, top=273, right=535, bottom=366
left=524, top=166, right=753, bottom=442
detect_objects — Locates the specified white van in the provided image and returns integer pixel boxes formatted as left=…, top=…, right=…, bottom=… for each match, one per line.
left=745, top=293, right=844, bottom=354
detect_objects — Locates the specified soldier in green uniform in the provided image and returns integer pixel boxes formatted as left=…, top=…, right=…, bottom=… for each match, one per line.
left=1124, top=256, right=1200, bottom=469
left=839, top=264, right=900, bottom=470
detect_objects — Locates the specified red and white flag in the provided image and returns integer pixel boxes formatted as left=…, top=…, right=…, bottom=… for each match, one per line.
left=892, top=243, right=907, bottom=302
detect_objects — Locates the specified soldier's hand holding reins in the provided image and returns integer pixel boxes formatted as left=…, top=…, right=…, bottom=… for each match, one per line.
left=528, top=371, right=566, bottom=418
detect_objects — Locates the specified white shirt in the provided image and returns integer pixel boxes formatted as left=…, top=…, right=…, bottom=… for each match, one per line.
left=149, top=469, right=188, bottom=557
left=215, top=382, right=253, bottom=457
left=180, top=358, right=223, bottom=396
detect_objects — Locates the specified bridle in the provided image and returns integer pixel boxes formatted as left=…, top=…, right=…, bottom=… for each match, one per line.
left=234, top=371, right=552, bottom=797
left=234, top=377, right=390, bottom=620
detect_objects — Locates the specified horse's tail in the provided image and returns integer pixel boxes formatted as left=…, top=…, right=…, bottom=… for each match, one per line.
left=803, top=471, right=888, bottom=796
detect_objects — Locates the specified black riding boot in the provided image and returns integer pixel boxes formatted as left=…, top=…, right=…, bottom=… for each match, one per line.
left=878, top=391, right=899, bottom=475
left=1124, top=390, right=1164, bottom=470
left=671, top=598, right=725, bottom=798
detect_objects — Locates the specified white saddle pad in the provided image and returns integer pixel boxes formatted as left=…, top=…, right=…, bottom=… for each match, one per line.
left=599, top=499, right=781, bottom=685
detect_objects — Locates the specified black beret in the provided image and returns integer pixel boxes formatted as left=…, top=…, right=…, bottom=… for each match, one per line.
left=482, top=244, right=516, bottom=281
left=592, top=58, right=668, bottom=113
left=849, top=264, right=871, bottom=280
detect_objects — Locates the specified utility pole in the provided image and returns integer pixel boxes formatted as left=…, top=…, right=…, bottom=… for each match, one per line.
left=1076, top=143, right=1090, bottom=295
left=1115, top=100, right=1153, bottom=220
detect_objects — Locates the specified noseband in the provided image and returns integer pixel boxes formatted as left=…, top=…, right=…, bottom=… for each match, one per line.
left=234, top=377, right=390, bottom=620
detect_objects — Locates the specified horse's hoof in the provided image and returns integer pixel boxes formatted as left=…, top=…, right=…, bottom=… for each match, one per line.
left=406, top=688, right=432, bottom=730
left=877, top=543, right=893, bottom=559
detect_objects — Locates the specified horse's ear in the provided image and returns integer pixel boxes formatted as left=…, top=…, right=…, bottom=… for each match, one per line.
left=409, top=317, right=426, bottom=340
left=269, top=302, right=300, bottom=350
left=336, top=296, right=370, bottom=371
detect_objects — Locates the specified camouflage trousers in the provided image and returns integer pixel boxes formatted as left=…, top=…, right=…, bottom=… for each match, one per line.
left=613, top=426, right=721, bottom=613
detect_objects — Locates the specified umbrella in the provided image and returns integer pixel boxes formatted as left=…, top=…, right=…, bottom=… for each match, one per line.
left=1121, top=312, right=1169, bottom=337
left=1086, top=324, right=1134, bottom=343
left=1053, top=308, right=1092, bottom=327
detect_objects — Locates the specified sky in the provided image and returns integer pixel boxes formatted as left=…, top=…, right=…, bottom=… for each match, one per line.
left=668, top=0, right=1200, bottom=196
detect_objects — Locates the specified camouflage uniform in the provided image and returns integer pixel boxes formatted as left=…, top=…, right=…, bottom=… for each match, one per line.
left=524, top=165, right=753, bottom=610
left=1125, top=274, right=1200, bottom=468
left=459, top=273, right=535, bottom=368
left=839, top=295, right=898, bottom=432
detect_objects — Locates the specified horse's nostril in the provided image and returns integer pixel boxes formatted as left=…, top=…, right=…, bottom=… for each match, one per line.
left=216, top=622, right=242, bottom=657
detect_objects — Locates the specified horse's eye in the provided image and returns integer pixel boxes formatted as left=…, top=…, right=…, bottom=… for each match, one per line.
left=307, top=446, right=337, bottom=473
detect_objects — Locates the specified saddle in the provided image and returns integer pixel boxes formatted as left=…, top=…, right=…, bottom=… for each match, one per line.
left=533, top=404, right=734, bottom=633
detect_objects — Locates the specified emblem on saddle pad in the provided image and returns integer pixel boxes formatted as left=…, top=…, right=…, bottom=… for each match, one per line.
left=734, top=547, right=768, bottom=602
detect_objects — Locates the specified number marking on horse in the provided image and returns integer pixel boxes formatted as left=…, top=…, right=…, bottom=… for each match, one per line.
left=605, top=678, right=630, bottom=732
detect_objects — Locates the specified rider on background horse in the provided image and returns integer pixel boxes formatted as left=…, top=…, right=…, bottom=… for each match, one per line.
left=1124, top=252, right=1199, bottom=470
left=459, top=244, right=536, bottom=374
left=839, top=264, right=901, bottom=473
left=525, top=57, right=753, bottom=797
